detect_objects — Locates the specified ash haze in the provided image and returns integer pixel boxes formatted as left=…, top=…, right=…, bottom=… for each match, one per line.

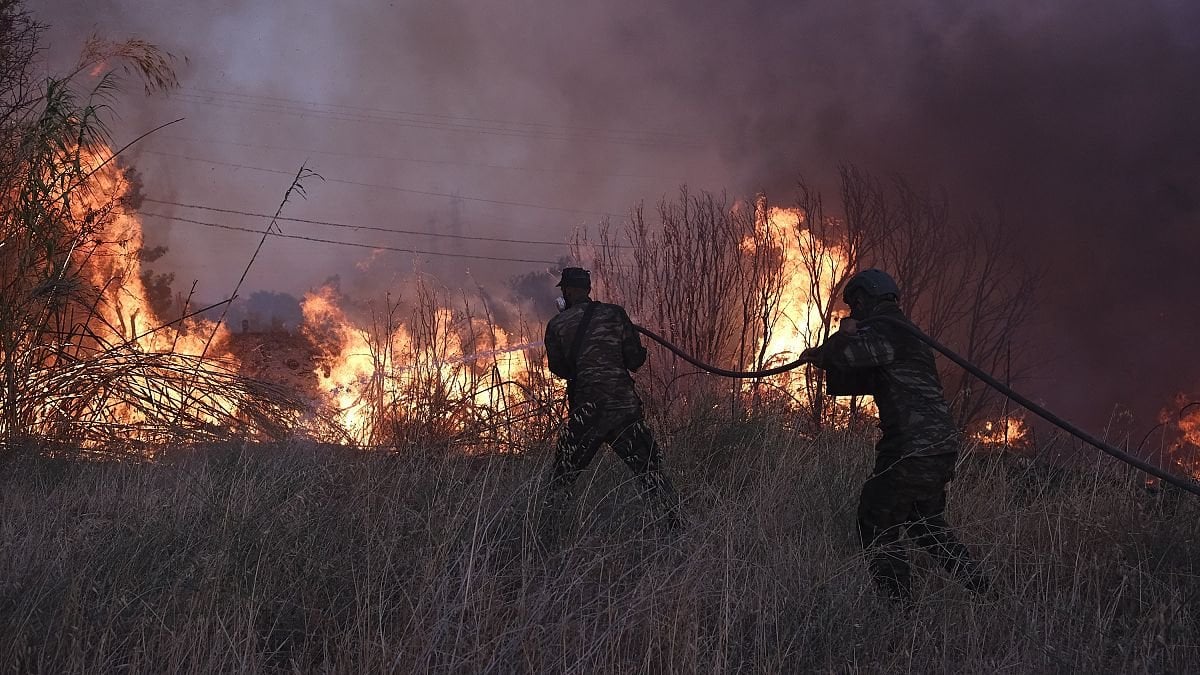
left=35, top=0, right=1200, bottom=432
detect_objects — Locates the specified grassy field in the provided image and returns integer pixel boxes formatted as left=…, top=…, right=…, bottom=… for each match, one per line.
left=0, top=421, right=1196, bottom=673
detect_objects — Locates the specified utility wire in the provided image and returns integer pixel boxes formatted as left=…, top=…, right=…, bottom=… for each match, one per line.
left=142, top=197, right=608, bottom=248
left=182, top=86, right=700, bottom=142
left=136, top=151, right=623, bottom=217
left=139, top=211, right=561, bottom=265
left=154, top=133, right=677, bottom=181
left=166, top=91, right=702, bottom=150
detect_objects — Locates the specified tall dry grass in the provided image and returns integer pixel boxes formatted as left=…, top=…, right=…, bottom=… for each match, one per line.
left=0, top=424, right=1195, bottom=673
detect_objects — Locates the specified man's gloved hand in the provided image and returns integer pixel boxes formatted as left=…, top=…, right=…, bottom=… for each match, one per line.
left=839, top=317, right=859, bottom=336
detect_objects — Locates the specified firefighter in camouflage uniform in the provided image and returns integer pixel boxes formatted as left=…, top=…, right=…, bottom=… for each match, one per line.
left=543, top=267, right=680, bottom=525
left=802, top=269, right=990, bottom=602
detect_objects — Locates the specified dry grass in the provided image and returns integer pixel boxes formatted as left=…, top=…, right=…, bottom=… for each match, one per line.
left=0, top=422, right=1196, bottom=673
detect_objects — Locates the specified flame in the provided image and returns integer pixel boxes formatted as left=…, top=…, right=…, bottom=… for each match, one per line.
left=299, top=283, right=541, bottom=445
left=754, top=205, right=845, bottom=361
left=1159, top=394, right=1200, bottom=478
left=972, top=416, right=1030, bottom=449
left=16, top=143, right=547, bottom=449
left=301, top=285, right=377, bottom=437
left=741, top=203, right=865, bottom=415
left=74, top=149, right=231, bottom=355
left=15, top=145, right=243, bottom=445
left=1175, top=400, right=1200, bottom=448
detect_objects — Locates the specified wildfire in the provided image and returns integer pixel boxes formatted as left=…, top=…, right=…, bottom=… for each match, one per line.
left=1, top=144, right=275, bottom=449
left=74, top=148, right=232, bottom=356
left=10, top=147, right=1075, bottom=454
left=971, top=416, right=1030, bottom=449
left=740, top=203, right=865, bottom=412
left=299, top=283, right=543, bottom=446
left=1159, top=394, right=1200, bottom=479
left=14, top=144, right=548, bottom=450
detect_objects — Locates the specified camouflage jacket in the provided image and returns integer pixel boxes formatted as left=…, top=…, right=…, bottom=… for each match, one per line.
left=544, top=300, right=646, bottom=412
left=811, top=301, right=959, bottom=457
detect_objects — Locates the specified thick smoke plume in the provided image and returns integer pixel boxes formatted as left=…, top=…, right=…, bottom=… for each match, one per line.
left=37, top=0, right=1200, bottom=429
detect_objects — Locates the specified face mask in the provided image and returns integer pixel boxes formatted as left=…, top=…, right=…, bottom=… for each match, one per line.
left=555, top=296, right=568, bottom=312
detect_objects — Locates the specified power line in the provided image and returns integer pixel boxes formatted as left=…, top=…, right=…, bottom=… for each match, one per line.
left=182, top=86, right=701, bottom=142
left=136, top=150, right=624, bottom=218
left=154, top=133, right=676, bottom=181
left=173, top=89, right=700, bottom=148
left=139, top=150, right=599, bottom=233
left=142, top=196, right=616, bottom=248
left=166, top=91, right=703, bottom=151
left=138, top=211, right=563, bottom=265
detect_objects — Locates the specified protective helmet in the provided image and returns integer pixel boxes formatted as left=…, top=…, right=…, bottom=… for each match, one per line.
left=842, top=268, right=900, bottom=304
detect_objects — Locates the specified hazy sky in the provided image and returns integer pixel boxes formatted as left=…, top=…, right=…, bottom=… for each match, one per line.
left=35, top=0, right=1200, bottom=431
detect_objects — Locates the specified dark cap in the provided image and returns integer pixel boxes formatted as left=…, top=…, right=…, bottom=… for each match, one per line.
left=555, top=267, right=591, bottom=289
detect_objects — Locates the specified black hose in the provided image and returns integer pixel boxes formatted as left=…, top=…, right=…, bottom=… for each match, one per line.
left=634, top=317, right=1200, bottom=497
left=862, top=316, right=1200, bottom=497
left=633, top=324, right=810, bottom=378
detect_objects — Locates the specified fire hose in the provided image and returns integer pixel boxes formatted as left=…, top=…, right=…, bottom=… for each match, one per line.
left=633, top=324, right=810, bottom=378
left=634, top=319, right=1200, bottom=497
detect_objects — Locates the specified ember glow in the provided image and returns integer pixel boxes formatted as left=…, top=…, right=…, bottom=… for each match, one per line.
left=971, top=416, right=1030, bottom=449
left=1160, top=395, right=1200, bottom=478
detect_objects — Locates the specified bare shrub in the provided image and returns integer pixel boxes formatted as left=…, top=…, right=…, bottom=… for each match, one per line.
left=819, top=169, right=1039, bottom=429
left=576, top=170, right=1037, bottom=436
left=575, top=188, right=789, bottom=422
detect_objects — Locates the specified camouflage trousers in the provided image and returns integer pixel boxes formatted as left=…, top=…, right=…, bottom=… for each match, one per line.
left=546, top=401, right=679, bottom=523
left=858, top=453, right=989, bottom=602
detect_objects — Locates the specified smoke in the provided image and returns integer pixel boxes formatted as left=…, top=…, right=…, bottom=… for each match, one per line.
left=34, top=0, right=1200, bottom=428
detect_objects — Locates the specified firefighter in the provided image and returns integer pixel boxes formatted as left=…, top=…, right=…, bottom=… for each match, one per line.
left=542, top=267, right=680, bottom=526
left=801, top=269, right=990, bottom=602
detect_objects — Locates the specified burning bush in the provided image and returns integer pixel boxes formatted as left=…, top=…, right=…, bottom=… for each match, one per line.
left=294, top=280, right=561, bottom=450
left=0, top=8, right=318, bottom=455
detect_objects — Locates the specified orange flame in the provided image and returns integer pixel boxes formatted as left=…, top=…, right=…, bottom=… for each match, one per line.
left=742, top=203, right=867, bottom=417
left=26, top=145, right=242, bottom=442
left=971, top=416, right=1030, bottom=449
left=299, top=283, right=540, bottom=445
left=74, top=149, right=232, bottom=355
left=754, top=205, right=847, bottom=363
left=1159, top=394, right=1200, bottom=479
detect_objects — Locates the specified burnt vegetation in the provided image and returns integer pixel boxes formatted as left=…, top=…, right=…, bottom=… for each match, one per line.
left=0, top=2, right=1198, bottom=672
